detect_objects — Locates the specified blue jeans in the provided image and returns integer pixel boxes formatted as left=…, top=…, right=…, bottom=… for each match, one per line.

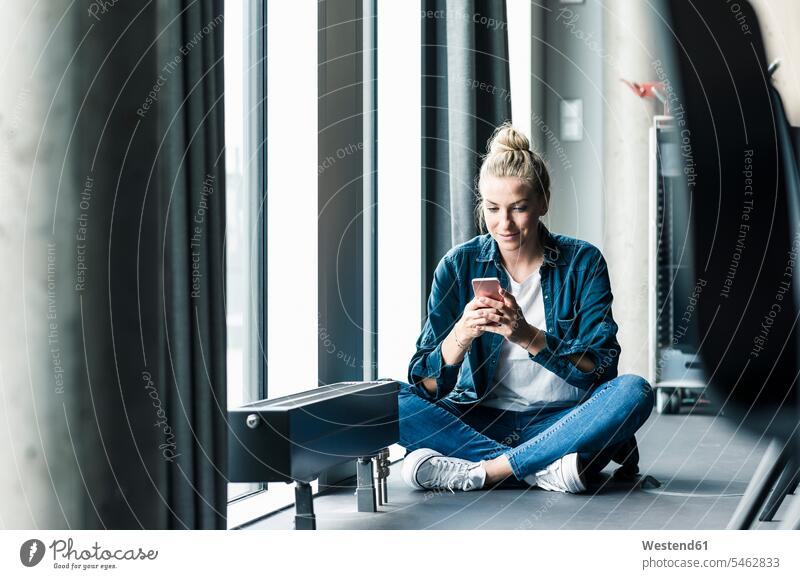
left=398, top=374, right=654, bottom=482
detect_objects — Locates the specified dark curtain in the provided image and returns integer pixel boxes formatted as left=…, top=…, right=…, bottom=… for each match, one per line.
left=70, top=0, right=227, bottom=529
left=422, top=0, right=512, bottom=297
left=156, top=0, right=227, bottom=530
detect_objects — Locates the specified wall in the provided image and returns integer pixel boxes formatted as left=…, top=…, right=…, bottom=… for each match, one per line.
left=538, top=0, right=605, bottom=249
left=534, top=0, right=654, bottom=377
left=600, top=1, right=661, bottom=378
left=750, top=0, right=800, bottom=125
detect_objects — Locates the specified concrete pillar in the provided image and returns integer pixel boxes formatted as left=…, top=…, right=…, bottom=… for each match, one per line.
left=601, top=1, right=661, bottom=378
left=0, top=2, right=81, bottom=527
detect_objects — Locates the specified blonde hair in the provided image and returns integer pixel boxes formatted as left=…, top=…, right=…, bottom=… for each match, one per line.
left=474, top=122, right=551, bottom=233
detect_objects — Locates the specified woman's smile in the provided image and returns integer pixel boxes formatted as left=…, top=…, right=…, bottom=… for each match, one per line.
left=480, top=176, right=546, bottom=261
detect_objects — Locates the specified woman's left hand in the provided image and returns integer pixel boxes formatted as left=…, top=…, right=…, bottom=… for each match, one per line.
left=477, top=288, right=536, bottom=347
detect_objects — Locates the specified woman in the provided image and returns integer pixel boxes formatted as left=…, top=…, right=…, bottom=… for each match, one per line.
left=398, top=123, right=654, bottom=494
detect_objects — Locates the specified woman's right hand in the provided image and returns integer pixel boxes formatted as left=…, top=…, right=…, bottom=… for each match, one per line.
left=457, top=297, right=497, bottom=341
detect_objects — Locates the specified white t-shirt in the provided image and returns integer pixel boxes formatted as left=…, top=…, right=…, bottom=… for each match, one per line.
left=481, top=264, right=585, bottom=411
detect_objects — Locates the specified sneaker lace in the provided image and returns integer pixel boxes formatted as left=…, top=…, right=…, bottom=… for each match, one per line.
left=428, top=457, right=471, bottom=493
left=535, top=458, right=567, bottom=492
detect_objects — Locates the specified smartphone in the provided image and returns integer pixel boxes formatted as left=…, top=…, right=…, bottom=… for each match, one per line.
left=471, top=277, right=503, bottom=301
left=472, top=278, right=503, bottom=326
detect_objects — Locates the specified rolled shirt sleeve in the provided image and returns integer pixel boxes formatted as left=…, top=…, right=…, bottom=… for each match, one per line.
left=529, top=249, right=621, bottom=390
left=408, top=255, right=464, bottom=401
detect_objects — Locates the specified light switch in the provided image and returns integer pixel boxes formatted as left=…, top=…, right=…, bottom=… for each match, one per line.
left=560, top=98, right=583, bottom=142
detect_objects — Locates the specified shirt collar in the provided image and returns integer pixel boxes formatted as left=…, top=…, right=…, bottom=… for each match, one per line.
left=477, top=221, right=564, bottom=267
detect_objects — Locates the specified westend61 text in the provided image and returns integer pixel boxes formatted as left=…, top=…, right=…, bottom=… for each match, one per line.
left=642, top=540, right=708, bottom=551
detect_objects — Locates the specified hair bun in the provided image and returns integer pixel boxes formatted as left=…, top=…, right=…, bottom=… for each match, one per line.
left=487, top=122, right=530, bottom=155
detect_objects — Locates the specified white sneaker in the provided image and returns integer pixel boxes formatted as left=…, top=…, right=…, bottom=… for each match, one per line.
left=402, top=448, right=487, bottom=493
left=523, top=453, right=587, bottom=493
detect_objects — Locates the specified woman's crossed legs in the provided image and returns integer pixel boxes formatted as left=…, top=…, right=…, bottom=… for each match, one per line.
left=398, top=374, right=654, bottom=487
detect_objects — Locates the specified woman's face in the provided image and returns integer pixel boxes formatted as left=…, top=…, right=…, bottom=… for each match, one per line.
left=481, top=176, right=545, bottom=254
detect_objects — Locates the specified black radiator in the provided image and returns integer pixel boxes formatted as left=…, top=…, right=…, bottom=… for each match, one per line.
left=228, top=380, right=399, bottom=484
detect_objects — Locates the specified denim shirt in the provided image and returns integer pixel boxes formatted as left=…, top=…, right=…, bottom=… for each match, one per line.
left=408, top=222, right=620, bottom=404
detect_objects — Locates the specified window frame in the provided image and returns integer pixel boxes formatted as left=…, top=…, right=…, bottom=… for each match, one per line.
left=227, top=0, right=382, bottom=528
left=226, top=0, right=267, bottom=515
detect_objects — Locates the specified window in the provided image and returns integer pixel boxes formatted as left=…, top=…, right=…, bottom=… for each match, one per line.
left=225, top=0, right=417, bottom=527
left=376, top=1, right=422, bottom=384
left=266, top=1, right=319, bottom=400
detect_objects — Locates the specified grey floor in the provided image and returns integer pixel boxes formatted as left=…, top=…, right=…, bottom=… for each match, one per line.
left=245, top=405, right=795, bottom=530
